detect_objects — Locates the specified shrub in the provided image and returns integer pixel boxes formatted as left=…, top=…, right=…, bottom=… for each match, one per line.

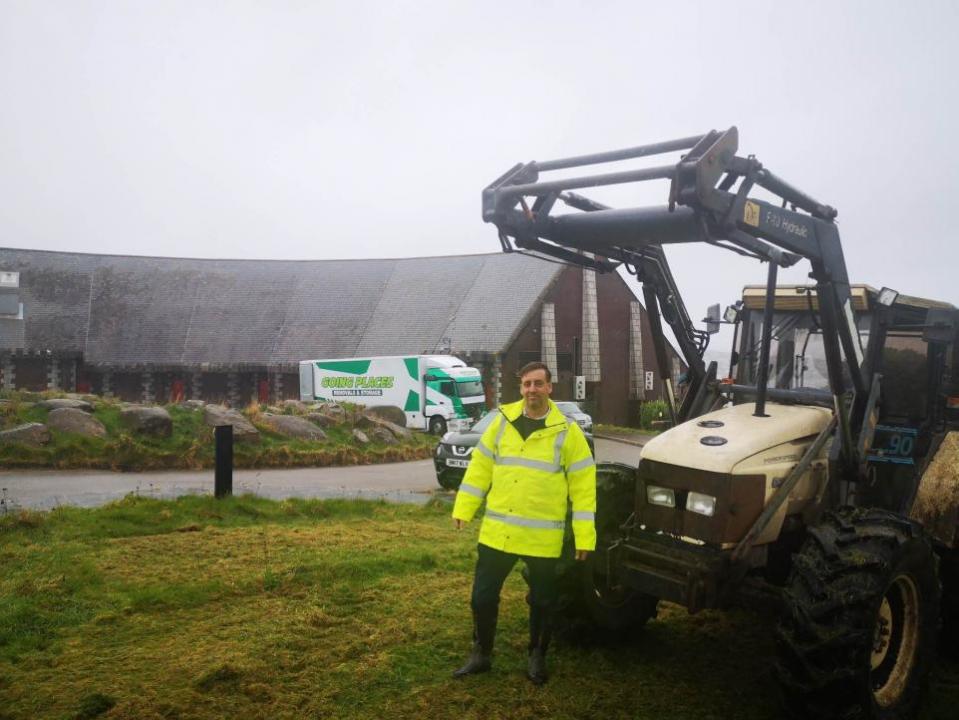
left=243, top=401, right=264, bottom=422
left=640, top=400, right=670, bottom=430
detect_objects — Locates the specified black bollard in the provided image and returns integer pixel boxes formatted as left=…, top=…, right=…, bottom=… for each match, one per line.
left=214, top=424, right=233, bottom=498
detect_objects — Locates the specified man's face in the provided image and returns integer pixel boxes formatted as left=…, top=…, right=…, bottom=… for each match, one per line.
left=520, top=368, right=552, bottom=415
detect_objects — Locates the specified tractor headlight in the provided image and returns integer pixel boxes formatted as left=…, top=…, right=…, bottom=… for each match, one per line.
left=687, top=491, right=717, bottom=517
left=646, top=485, right=675, bottom=508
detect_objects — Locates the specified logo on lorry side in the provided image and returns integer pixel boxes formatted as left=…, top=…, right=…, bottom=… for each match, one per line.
left=320, top=375, right=395, bottom=396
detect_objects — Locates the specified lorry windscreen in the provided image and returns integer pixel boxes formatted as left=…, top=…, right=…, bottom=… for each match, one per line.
left=454, top=380, right=484, bottom=398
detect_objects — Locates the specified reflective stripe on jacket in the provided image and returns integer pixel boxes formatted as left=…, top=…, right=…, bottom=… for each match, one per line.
left=452, top=399, right=596, bottom=558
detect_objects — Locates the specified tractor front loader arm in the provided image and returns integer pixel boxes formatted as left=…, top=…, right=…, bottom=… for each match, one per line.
left=483, top=127, right=866, bottom=466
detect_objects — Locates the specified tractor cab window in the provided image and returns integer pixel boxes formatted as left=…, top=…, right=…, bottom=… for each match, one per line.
left=737, top=305, right=932, bottom=423
left=880, top=335, right=928, bottom=423
left=738, top=309, right=870, bottom=392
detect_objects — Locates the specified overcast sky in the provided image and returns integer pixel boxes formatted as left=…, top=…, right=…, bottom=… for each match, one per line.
left=2, top=1, right=957, bottom=357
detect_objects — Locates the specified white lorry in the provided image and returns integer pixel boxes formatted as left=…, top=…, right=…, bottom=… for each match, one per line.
left=299, top=354, right=487, bottom=434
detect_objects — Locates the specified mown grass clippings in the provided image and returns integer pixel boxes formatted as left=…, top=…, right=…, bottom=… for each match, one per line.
left=193, top=663, right=244, bottom=692
left=0, top=492, right=429, bottom=543
left=0, top=497, right=955, bottom=719
left=73, top=692, right=116, bottom=719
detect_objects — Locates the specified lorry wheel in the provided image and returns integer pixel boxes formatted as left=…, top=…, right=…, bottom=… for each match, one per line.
left=428, top=416, right=447, bottom=435
left=776, top=507, right=940, bottom=720
left=555, top=462, right=658, bottom=633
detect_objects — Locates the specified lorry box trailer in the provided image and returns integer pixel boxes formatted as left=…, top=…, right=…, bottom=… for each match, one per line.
left=299, top=354, right=487, bottom=434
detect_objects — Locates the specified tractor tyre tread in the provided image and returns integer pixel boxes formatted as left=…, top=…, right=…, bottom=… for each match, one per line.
left=776, top=507, right=939, bottom=720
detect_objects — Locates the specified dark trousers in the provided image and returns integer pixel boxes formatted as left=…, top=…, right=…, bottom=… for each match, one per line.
left=470, top=543, right=558, bottom=651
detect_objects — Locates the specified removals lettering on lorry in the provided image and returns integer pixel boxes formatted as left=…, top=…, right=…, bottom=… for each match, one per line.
left=321, top=375, right=395, bottom=395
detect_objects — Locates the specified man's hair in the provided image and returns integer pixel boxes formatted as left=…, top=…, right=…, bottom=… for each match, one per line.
left=517, top=361, right=551, bottom=383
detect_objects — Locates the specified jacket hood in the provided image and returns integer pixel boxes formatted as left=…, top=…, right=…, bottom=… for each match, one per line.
left=498, top=399, right=568, bottom=427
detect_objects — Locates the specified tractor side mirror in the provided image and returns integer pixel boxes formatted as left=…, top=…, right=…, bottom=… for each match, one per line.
left=705, top=304, right=721, bottom=334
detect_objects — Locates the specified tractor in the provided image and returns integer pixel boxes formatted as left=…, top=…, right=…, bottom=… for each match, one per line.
left=483, top=127, right=959, bottom=719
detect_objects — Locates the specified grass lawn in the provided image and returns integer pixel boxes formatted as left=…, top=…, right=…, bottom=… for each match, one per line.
left=1, top=496, right=957, bottom=720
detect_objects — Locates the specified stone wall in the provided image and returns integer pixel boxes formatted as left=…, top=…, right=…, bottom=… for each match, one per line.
left=0, top=356, right=301, bottom=407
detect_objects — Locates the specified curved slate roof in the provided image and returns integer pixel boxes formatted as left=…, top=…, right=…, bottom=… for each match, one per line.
left=0, top=248, right=562, bottom=368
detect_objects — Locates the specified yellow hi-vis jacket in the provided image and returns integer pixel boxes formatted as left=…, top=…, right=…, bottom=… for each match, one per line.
left=452, top=399, right=597, bottom=558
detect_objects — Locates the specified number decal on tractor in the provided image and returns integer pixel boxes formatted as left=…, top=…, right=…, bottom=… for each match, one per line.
left=867, top=425, right=919, bottom=465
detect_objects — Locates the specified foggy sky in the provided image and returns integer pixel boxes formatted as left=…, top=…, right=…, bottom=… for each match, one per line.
left=1, top=1, right=957, bottom=358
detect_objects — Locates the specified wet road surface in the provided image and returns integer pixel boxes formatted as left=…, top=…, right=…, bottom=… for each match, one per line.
left=0, top=438, right=644, bottom=511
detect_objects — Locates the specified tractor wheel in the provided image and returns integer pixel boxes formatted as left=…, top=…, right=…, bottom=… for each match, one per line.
left=555, top=462, right=658, bottom=632
left=428, top=416, right=447, bottom=436
left=776, top=507, right=940, bottom=720
left=576, top=545, right=659, bottom=631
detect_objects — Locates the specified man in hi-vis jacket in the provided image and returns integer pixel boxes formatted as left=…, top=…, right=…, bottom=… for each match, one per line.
left=451, top=361, right=596, bottom=685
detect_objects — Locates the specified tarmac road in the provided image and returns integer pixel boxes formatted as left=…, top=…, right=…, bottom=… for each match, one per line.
left=0, top=437, right=645, bottom=512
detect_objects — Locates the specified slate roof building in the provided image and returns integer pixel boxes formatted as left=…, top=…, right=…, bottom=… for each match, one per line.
left=0, top=247, right=683, bottom=425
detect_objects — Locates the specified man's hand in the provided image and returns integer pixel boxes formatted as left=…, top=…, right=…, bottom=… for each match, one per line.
left=454, top=518, right=465, bottom=530
left=575, top=550, right=590, bottom=562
